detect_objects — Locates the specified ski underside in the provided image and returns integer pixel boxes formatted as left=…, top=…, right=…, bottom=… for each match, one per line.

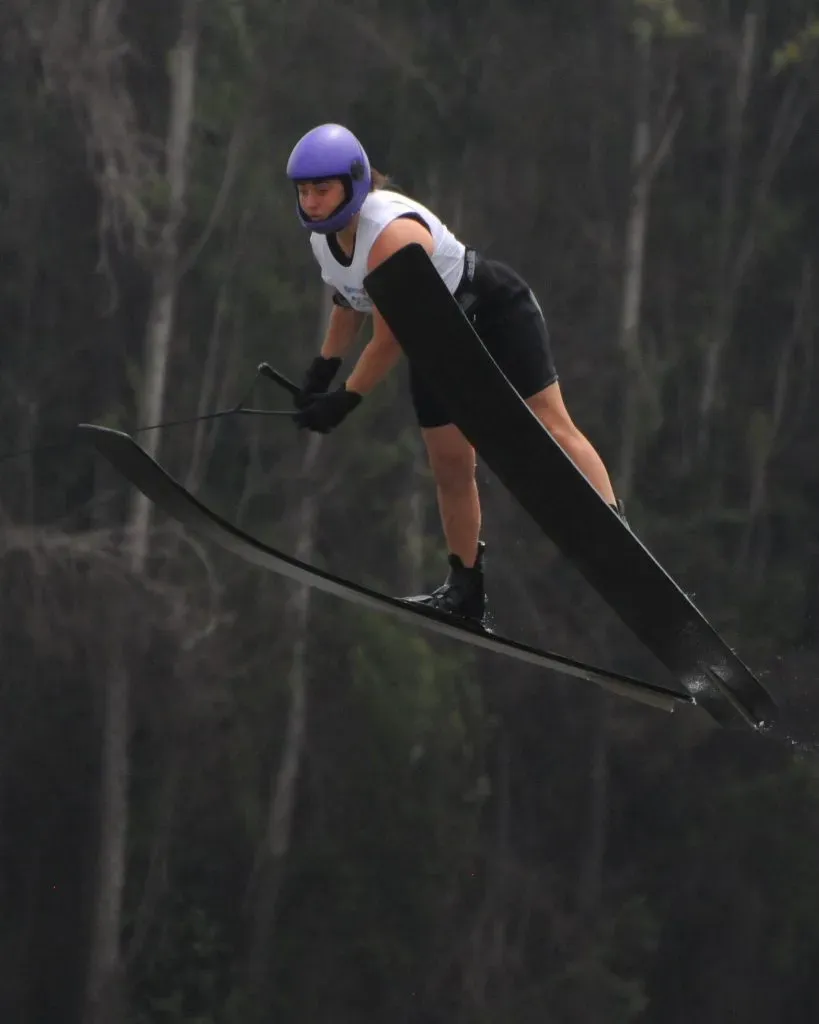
left=362, top=244, right=778, bottom=731
left=79, top=424, right=692, bottom=717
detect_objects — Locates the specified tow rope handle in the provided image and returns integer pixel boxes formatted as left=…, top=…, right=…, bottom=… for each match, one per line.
left=257, top=363, right=300, bottom=400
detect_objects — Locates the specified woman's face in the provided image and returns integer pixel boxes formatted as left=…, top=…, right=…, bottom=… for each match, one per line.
left=296, top=179, right=346, bottom=222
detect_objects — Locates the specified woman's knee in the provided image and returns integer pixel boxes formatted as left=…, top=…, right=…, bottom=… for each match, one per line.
left=422, top=426, right=476, bottom=488
left=526, top=383, right=579, bottom=439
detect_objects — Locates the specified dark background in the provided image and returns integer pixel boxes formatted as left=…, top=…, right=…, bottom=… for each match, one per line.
left=2, top=0, right=819, bottom=1021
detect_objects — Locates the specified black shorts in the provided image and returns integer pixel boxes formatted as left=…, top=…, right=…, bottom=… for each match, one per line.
left=408, top=253, right=558, bottom=429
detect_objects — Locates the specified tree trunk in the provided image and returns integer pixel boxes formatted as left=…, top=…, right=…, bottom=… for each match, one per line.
left=737, top=257, right=811, bottom=572
left=242, top=442, right=319, bottom=1021
left=83, top=658, right=129, bottom=1024
left=617, top=27, right=653, bottom=503
left=241, top=287, right=331, bottom=1020
left=84, top=7, right=200, bottom=1022
left=696, top=10, right=758, bottom=454
left=128, top=0, right=200, bottom=571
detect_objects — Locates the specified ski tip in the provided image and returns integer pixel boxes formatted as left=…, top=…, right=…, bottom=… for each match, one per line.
left=76, top=423, right=131, bottom=442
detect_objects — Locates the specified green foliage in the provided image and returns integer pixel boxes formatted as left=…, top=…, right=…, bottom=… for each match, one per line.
left=633, top=0, right=702, bottom=42
left=772, top=17, right=819, bottom=73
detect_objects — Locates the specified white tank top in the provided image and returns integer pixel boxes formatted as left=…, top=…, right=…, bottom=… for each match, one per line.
left=309, top=190, right=466, bottom=313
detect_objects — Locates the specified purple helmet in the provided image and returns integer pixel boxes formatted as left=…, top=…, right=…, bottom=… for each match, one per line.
left=286, top=124, right=372, bottom=234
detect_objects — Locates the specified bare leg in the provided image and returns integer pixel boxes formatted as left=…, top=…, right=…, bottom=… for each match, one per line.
left=420, top=424, right=481, bottom=567
left=526, top=381, right=617, bottom=505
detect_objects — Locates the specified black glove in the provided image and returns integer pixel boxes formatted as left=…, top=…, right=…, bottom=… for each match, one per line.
left=292, top=385, right=362, bottom=434
left=296, top=355, right=342, bottom=409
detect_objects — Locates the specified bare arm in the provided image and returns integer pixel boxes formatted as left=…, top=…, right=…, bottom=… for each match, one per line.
left=344, top=307, right=404, bottom=394
left=320, top=303, right=366, bottom=360
left=345, top=217, right=435, bottom=395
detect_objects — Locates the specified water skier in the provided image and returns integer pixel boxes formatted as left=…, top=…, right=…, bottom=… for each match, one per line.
left=286, top=123, right=623, bottom=627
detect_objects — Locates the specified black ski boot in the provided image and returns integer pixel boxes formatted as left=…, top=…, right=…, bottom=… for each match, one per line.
left=403, top=542, right=489, bottom=630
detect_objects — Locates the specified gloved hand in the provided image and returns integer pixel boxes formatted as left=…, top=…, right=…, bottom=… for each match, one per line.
left=296, top=355, right=342, bottom=409
left=292, top=385, right=362, bottom=434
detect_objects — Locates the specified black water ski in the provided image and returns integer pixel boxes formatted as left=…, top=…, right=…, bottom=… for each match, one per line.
left=79, top=424, right=694, bottom=716
left=364, top=244, right=777, bottom=731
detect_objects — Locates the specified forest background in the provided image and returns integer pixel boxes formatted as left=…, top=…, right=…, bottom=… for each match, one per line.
left=2, top=0, right=819, bottom=1021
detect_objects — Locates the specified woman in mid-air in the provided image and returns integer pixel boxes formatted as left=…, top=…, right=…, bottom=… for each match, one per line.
left=286, top=122, right=623, bottom=628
